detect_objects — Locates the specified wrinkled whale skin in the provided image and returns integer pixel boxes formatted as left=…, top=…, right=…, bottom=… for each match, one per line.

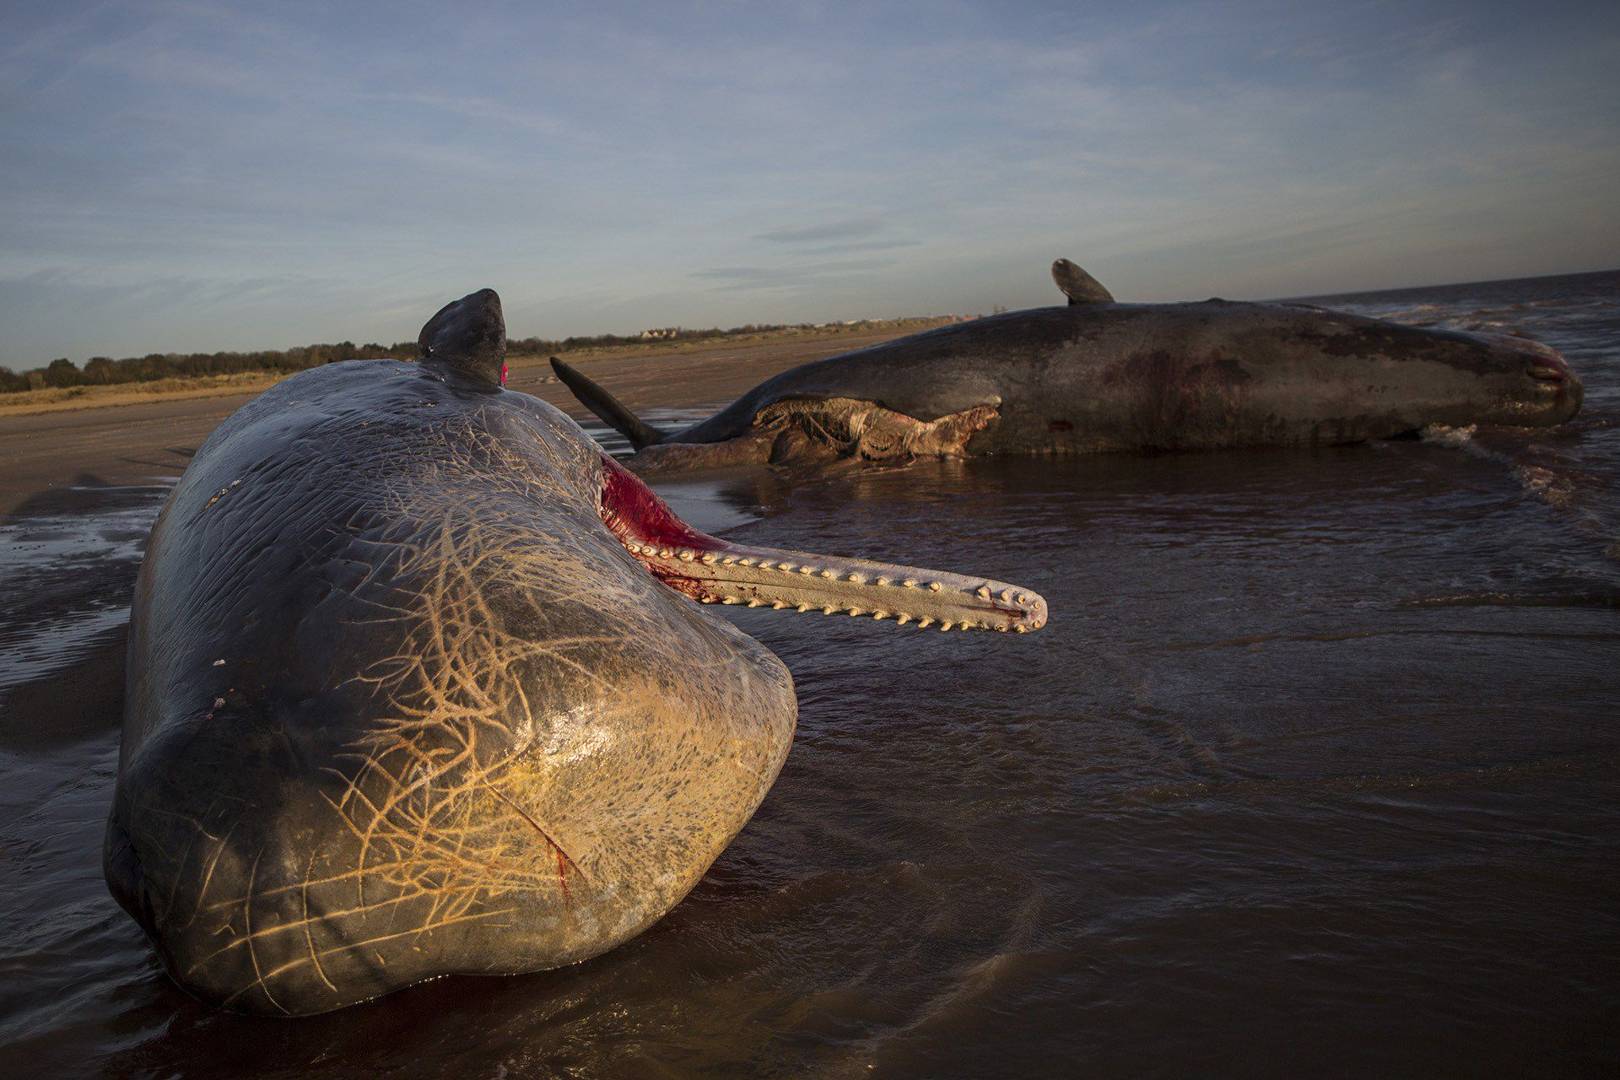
left=104, top=358, right=800, bottom=1014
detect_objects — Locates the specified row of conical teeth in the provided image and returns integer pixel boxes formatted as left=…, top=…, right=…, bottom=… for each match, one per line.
left=693, top=594, right=1031, bottom=632
left=621, top=542, right=1037, bottom=605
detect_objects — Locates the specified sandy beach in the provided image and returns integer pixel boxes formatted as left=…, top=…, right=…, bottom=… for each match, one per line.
left=0, top=324, right=935, bottom=519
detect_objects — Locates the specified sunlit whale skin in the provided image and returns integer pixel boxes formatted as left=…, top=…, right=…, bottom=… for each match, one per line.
left=553, top=260, right=1583, bottom=473
left=103, top=290, right=1045, bottom=1016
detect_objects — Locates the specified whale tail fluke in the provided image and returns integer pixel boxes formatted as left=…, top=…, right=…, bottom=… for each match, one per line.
left=1051, top=259, right=1114, bottom=305
left=550, top=357, right=670, bottom=450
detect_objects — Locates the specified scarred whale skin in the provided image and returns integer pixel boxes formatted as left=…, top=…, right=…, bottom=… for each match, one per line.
left=104, top=289, right=1046, bottom=1015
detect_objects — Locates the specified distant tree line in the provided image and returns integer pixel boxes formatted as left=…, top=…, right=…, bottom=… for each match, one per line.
left=0, top=341, right=408, bottom=393
left=0, top=320, right=898, bottom=394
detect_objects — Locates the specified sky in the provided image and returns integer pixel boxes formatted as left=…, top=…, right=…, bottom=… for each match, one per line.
left=2, top=0, right=1617, bottom=367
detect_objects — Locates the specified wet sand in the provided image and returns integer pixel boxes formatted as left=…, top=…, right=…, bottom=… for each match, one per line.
left=0, top=325, right=928, bottom=518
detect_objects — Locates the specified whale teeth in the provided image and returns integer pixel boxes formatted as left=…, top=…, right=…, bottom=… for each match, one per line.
left=721, top=555, right=737, bottom=565
left=722, top=597, right=740, bottom=605
left=820, top=569, right=836, bottom=579
left=747, top=599, right=761, bottom=608
left=820, top=604, right=835, bottom=614
left=847, top=573, right=864, bottom=584
left=872, top=611, right=888, bottom=620
left=847, top=608, right=864, bottom=617
left=777, top=562, right=795, bottom=572
left=796, top=603, right=811, bottom=613
left=917, top=617, right=934, bottom=628
left=928, top=582, right=943, bottom=592
left=996, top=624, right=1009, bottom=632
left=940, top=621, right=954, bottom=631
left=902, top=579, right=918, bottom=589
left=772, top=601, right=786, bottom=609
left=876, top=576, right=891, bottom=586
left=976, top=585, right=992, bottom=599
left=678, top=549, right=695, bottom=561
left=701, top=553, right=718, bottom=565
left=738, top=557, right=754, bottom=566
left=1017, top=593, right=1032, bottom=605
left=1013, top=624, right=1029, bottom=633
left=1000, top=588, right=1015, bottom=602
left=700, top=596, right=716, bottom=604
left=896, top=613, right=911, bottom=625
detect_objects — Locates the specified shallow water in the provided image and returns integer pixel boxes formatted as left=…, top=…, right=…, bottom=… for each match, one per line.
left=1, top=272, right=1617, bottom=1076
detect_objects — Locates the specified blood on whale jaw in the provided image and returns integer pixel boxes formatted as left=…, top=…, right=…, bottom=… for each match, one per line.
left=597, top=455, right=1046, bottom=633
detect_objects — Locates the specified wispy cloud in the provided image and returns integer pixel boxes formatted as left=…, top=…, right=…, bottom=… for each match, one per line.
left=1, top=0, right=1617, bottom=364
left=692, top=257, right=898, bottom=291
left=754, top=217, right=886, bottom=244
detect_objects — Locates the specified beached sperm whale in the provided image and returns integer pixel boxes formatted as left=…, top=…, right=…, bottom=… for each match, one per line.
left=553, top=260, right=1583, bottom=472
left=103, top=290, right=1046, bottom=1016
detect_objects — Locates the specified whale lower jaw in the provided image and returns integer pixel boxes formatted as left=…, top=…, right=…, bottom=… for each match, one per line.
left=597, top=455, right=1046, bottom=634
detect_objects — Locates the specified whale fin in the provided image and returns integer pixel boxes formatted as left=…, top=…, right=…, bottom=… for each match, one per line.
left=418, top=288, right=506, bottom=386
left=1052, top=259, right=1114, bottom=305
left=550, top=357, right=669, bottom=449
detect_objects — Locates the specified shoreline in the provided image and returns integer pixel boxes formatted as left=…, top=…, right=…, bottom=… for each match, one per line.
left=0, top=321, right=943, bottom=518
left=0, top=318, right=955, bottom=419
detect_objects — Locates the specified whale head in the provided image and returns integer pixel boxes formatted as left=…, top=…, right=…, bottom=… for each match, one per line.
left=104, top=290, right=1047, bottom=1015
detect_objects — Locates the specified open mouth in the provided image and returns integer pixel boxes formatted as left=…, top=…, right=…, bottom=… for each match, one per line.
left=597, top=455, right=1047, bottom=633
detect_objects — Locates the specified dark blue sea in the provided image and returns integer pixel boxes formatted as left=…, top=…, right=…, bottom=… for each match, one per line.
left=1, top=270, right=1616, bottom=1076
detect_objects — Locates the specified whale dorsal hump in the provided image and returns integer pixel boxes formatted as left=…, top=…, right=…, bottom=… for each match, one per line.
left=1051, top=259, right=1114, bottom=305
left=418, top=288, right=507, bottom=387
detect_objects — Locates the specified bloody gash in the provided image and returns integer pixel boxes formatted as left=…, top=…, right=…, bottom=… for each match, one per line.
left=553, top=258, right=1582, bottom=473
left=104, top=289, right=1045, bottom=1016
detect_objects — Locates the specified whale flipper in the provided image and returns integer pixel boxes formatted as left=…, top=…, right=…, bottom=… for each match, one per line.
left=550, top=357, right=670, bottom=449
left=1051, top=259, right=1114, bottom=305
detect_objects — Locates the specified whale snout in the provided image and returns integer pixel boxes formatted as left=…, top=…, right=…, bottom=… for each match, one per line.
left=106, top=708, right=677, bottom=1015
left=1520, top=344, right=1583, bottom=421
left=1521, top=340, right=1573, bottom=384
left=1467, top=334, right=1583, bottom=426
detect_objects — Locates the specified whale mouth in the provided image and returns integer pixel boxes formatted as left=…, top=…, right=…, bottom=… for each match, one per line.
left=596, top=455, right=1046, bottom=633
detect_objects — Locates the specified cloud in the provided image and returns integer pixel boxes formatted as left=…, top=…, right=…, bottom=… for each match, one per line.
left=1, top=0, right=1617, bottom=362
left=691, top=257, right=898, bottom=291
left=753, top=217, right=887, bottom=244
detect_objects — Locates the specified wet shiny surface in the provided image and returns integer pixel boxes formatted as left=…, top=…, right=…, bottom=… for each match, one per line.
left=1, top=273, right=1617, bottom=1075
